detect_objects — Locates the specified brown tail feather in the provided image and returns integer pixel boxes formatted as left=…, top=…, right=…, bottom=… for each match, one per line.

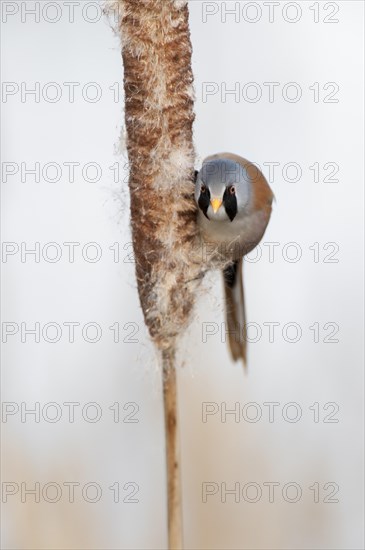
left=223, top=259, right=247, bottom=366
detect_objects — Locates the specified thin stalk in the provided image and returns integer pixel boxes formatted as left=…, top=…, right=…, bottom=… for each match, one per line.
left=162, top=349, right=183, bottom=549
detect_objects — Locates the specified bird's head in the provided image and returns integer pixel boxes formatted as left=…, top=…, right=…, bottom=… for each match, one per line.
left=194, top=157, right=252, bottom=222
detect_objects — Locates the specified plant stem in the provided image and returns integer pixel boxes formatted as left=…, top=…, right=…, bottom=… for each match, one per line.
left=162, top=349, right=183, bottom=549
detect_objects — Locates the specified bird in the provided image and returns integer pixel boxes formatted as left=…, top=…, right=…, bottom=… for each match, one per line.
left=194, top=152, right=274, bottom=365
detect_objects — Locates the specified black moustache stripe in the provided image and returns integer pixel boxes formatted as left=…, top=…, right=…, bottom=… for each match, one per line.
left=223, top=189, right=237, bottom=221
left=198, top=187, right=211, bottom=220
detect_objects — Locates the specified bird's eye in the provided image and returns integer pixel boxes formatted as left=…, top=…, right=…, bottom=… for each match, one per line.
left=200, top=185, right=206, bottom=193
left=229, top=186, right=236, bottom=195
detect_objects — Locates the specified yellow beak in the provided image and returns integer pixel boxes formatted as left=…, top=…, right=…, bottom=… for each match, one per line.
left=210, top=197, right=223, bottom=214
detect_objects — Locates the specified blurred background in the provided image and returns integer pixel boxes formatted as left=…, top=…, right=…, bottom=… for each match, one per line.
left=1, top=1, right=364, bottom=548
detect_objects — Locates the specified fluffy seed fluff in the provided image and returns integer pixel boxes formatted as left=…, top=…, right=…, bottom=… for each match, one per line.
left=107, top=0, right=211, bottom=352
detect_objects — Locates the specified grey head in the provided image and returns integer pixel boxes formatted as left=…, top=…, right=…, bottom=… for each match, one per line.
left=194, top=157, right=252, bottom=222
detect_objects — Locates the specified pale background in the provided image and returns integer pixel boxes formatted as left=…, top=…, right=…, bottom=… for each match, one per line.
left=1, top=1, right=364, bottom=549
